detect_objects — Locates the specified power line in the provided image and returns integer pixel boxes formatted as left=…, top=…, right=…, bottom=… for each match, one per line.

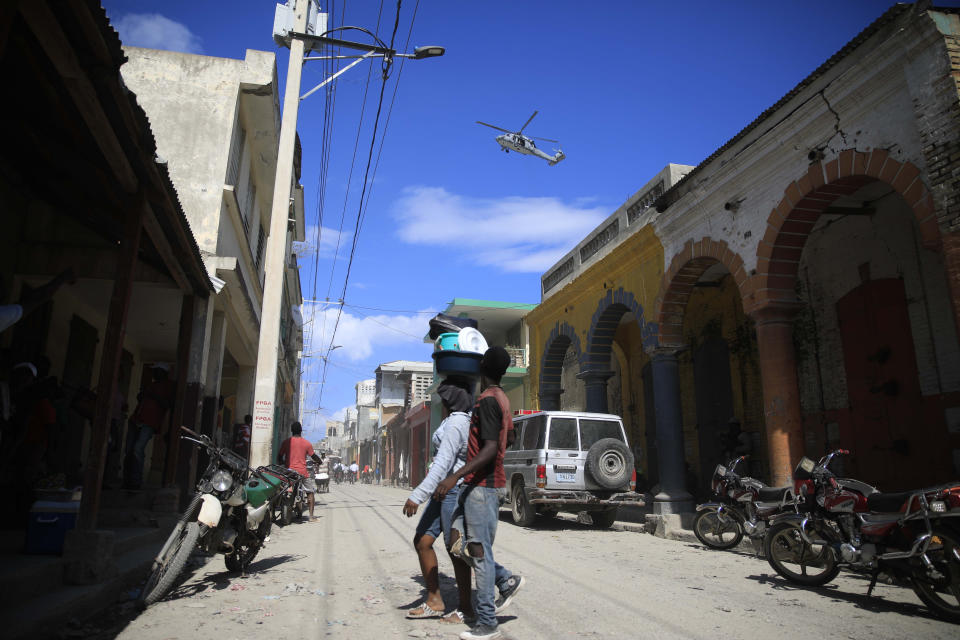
left=321, top=0, right=405, bottom=405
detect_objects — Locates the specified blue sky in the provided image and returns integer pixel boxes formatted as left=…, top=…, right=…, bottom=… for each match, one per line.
left=100, top=0, right=932, bottom=441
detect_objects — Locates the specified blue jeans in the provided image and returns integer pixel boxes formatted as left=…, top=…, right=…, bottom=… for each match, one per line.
left=454, top=485, right=514, bottom=628
left=126, top=423, right=154, bottom=488
left=415, top=484, right=461, bottom=547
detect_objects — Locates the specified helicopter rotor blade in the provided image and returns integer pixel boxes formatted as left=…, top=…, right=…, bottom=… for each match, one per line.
left=530, top=136, right=559, bottom=143
left=476, top=121, right=511, bottom=134
left=518, top=110, right=538, bottom=134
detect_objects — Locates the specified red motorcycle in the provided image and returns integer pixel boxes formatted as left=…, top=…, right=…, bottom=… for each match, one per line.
left=764, top=449, right=960, bottom=622
left=693, top=456, right=795, bottom=550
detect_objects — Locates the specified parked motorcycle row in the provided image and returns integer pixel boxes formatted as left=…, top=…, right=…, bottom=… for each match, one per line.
left=694, top=451, right=960, bottom=622
left=139, top=427, right=322, bottom=608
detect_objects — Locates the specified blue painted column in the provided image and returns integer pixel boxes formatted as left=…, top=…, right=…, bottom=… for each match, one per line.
left=578, top=369, right=614, bottom=414
left=650, top=348, right=693, bottom=514
left=538, top=387, right=562, bottom=411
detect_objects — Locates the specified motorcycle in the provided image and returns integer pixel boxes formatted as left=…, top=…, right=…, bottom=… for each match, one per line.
left=140, top=427, right=290, bottom=607
left=692, top=455, right=795, bottom=550
left=271, top=465, right=309, bottom=525
left=764, top=449, right=960, bottom=621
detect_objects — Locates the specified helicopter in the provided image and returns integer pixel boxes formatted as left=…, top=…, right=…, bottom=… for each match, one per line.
left=477, top=111, right=565, bottom=166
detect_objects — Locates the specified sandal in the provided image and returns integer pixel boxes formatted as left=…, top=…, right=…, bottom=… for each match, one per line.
left=441, top=610, right=476, bottom=625
left=406, top=602, right=444, bottom=619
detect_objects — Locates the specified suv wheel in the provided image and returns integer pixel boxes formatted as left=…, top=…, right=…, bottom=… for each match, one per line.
left=510, top=480, right=536, bottom=527
left=585, top=438, right=633, bottom=489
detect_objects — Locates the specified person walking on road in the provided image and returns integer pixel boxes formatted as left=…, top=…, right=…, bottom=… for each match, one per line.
left=279, top=422, right=323, bottom=522
left=403, top=377, right=475, bottom=623
left=435, top=346, right=525, bottom=640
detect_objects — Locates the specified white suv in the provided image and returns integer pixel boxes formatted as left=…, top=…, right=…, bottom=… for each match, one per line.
left=503, top=411, right=644, bottom=528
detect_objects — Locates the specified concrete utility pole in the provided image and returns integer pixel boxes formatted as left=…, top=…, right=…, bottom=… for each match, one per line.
left=250, top=0, right=443, bottom=468
left=250, top=0, right=320, bottom=468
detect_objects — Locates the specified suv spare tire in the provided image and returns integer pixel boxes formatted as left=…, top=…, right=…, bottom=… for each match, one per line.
left=585, top=438, right=633, bottom=489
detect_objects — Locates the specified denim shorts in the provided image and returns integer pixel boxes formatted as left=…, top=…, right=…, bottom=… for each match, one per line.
left=414, top=484, right=461, bottom=547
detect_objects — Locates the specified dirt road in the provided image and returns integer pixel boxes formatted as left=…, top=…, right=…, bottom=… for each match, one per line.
left=113, top=483, right=958, bottom=639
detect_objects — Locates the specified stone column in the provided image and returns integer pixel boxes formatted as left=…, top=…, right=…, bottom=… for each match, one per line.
left=538, top=386, right=562, bottom=411
left=649, top=348, right=693, bottom=515
left=941, top=232, right=960, bottom=341
left=578, top=369, right=615, bottom=414
left=750, top=301, right=805, bottom=487
left=204, top=311, right=227, bottom=441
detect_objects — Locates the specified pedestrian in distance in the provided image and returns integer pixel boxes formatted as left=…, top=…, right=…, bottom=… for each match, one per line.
left=402, top=376, right=476, bottom=623
left=233, top=413, right=252, bottom=461
left=279, top=421, right=324, bottom=522
left=435, top=346, right=525, bottom=640
left=124, top=363, right=175, bottom=490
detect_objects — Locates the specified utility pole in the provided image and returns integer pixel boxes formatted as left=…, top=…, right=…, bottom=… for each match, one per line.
left=251, top=1, right=443, bottom=468
left=250, top=0, right=322, bottom=468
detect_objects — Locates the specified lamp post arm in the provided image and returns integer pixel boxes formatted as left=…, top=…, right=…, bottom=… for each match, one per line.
left=300, top=51, right=377, bottom=101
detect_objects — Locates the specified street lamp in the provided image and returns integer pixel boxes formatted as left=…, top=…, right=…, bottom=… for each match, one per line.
left=250, top=0, right=444, bottom=468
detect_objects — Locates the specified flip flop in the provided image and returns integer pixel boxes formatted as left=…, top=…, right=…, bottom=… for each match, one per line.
left=406, top=602, right=443, bottom=619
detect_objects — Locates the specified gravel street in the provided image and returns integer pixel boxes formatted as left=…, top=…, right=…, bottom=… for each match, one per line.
left=112, top=483, right=958, bottom=639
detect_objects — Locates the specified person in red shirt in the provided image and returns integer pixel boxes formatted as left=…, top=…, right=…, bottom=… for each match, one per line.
left=124, top=364, right=175, bottom=490
left=435, top=346, right=524, bottom=640
left=233, top=414, right=252, bottom=460
left=279, top=421, right=323, bottom=521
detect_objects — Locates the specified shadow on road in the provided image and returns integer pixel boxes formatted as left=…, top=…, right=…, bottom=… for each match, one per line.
left=744, top=572, right=935, bottom=620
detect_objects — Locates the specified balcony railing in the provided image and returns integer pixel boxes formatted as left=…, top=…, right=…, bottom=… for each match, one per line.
left=506, top=346, right=526, bottom=369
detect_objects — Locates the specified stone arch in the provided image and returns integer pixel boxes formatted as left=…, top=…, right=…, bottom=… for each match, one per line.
left=753, top=149, right=939, bottom=310
left=653, top=237, right=748, bottom=347
left=538, top=321, right=581, bottom=411
left=583, top=287, right=657, bottom=369
left=748, top=149, right=943, bottom=486
left=579, top=288, right=657, bottom=413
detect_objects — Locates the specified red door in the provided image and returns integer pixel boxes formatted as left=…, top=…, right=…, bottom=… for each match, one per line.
left=837, top=278, right=949, bottom=489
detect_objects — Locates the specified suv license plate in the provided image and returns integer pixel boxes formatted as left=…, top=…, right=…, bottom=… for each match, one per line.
left=556, top=472, right=576, bottom=482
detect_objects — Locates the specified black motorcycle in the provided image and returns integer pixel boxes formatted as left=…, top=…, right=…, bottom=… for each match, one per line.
left=140, top=427, right=290, bottom=607
left=271, top=465, right=309, bottom=525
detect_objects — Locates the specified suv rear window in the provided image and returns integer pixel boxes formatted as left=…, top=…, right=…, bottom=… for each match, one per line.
left=579, top=419, right=625, bottom=451
left=520, top=415, right=545, bottom=450
left=548, top=417, right=578, bottom=450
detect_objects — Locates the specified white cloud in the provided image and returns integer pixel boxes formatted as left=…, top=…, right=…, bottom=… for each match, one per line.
left=391, top=186, right=609, bottom=273
left=297, top=224, right=353, bottom=261
left=114, top=14, right=203, bottom=54
left=300, top=303, right=430, bottom=363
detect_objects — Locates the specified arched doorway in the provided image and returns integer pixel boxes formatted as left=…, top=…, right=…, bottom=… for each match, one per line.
left=655, top=242, right=759, bottom=493
left=538, top=322, right=581, bottom=411
left=753, top=150, right=958, bottom=487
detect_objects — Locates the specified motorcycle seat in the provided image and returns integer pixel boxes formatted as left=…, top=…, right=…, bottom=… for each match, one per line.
left=756, top=486, right=791, bottom=502
left=867, top=491, right=914, bottom=513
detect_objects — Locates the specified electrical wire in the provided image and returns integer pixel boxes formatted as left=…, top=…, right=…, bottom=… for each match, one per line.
left=318, top=0, right=406, bottom=405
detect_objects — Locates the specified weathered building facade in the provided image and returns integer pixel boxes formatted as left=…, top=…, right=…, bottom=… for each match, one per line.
left=0, top=1, right=215, bottom=542
left=119, top=47, right=306, bottom=458
left=524, top=4, right=960, bottom=515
